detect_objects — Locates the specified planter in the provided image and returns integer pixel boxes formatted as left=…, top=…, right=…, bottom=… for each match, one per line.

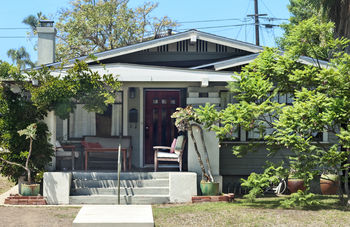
left=200, top=182, right=219, bottom=196
left=20, top=183, right=40, bottom=196
left=320, top=174, right=339, bottom=195
left=287, top=178, right=306, bottom=193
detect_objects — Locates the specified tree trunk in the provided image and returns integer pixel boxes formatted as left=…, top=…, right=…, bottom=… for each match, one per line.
left=189, top=125, right=210, bottom=182
left=329, top=0, right=350, bottom=40
left=25, top=138, right=33, bottom=185
left=192, top=124, right=214, bottom=182
left=338, top=171, right=345, bottom=205
left=345, top=151, right=350, bottom=206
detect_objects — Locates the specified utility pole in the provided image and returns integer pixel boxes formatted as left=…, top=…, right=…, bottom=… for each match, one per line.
left=247, top=0, right=267, bottom=46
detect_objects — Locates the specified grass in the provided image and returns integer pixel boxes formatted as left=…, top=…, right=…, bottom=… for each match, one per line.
left=153, top=196, right=350, bottom=227
left=1, top=173, right=350, bottom=226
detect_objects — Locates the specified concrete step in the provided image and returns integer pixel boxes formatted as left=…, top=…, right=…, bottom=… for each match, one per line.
left=72, top=179, right=169, bottom=188
left=69, top=195, right=170, bottom=205
left=71, top=172, right=169, bottom=180
left=71, top=187, right=169, bottom=196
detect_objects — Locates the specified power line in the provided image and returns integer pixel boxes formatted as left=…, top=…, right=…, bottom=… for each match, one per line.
left=0, top=28, right=30, bottom=30
left=260, top=0, right=276, bottom=18
left=177, top=23, right=255, bottom=31
left=178, top=18, right=243, bottom=24
left=0, top=36, right=34, bottom=38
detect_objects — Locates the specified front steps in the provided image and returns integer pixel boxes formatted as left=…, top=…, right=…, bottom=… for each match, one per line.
left=69, top=172, right=170, bottom=205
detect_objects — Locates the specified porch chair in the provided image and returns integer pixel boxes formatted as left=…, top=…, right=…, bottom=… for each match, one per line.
left=55, top=141, right=80, bottom=170
left=153, top=134, right=187, bottom=172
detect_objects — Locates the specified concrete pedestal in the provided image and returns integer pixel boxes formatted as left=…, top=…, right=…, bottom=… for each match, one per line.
left=73, top=205, right=154, bottom=227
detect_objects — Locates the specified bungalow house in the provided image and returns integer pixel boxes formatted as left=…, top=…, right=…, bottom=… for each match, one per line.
left=36, top=21, right=330, bottom=198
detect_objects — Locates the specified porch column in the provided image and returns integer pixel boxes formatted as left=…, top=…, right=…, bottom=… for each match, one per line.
left=187, top=128, right=222, bottom=192
left=44, top=111, right=56, bottom=171
left=186, top=87, right=222, bottom=193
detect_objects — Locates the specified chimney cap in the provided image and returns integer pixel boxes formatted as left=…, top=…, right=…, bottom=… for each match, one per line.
left=39, top=20, right=54, bottom=27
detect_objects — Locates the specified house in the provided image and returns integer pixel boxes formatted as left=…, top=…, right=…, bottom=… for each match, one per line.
left=37, top=21, right=330, bottom=196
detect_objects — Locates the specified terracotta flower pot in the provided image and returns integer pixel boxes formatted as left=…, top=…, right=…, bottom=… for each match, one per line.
left=200, top=182, right=219, bottom=196
left=320, top=174, right=339, bottom=195
left=287, top=178, right=306, bottom=193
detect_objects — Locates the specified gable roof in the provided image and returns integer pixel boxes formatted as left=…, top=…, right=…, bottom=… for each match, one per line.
left=191, top=53, right=330, bottom=71
left=45, top=30, right=263, bottom=68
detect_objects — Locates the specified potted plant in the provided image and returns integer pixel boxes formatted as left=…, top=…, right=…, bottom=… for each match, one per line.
left=0, top=123, right=40, bottom=196
left=287, top=169, right=306, bottom=193
left=320, top=170, right=339, bottom=195
left=172, top=106, right=219, bottom=196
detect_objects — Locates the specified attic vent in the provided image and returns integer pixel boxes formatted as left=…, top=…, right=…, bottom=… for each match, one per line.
left=177, top=40, right=189, bottom=52
left=157, top=44, right=168, bottom=52
left=196, top=40, right=208, bottom=52
left=233, top=48, right=243, bottom=53
left=216, top=44, right=228, bottom=53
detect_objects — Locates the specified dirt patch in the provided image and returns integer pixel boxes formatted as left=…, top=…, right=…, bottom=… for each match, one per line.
left=0, top=206, right=81, bottom=227
left=0, top=174, right=15, bottom=194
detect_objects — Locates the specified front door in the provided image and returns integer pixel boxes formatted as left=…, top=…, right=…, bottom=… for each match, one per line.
left=144, top=90, right=180, bottom=164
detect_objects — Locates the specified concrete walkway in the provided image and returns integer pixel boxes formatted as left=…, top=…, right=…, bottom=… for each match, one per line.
left=73, top=205, right=154, bottom=227
left=0, top=185, right=18, bottom=205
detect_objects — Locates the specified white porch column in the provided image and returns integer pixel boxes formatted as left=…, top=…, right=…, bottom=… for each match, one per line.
left=187, top=128, right=222, bottom=193
left=186, top=86, right=222, bottom=193
left=123, top=87, right=128, bottom=136
left=44, top=111, right=56, bottom=171
left=62, top=119, right=68, bottom=141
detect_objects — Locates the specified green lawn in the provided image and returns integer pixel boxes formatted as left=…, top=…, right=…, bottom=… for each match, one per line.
left=153, top=196, right=350, bottom=227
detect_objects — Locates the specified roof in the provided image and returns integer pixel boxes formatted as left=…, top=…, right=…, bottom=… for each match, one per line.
left=35, top=29, right=329, bottom=75
left=43, top=29, right=263, bottom=68
left=191, top=53, right=330, bottom=71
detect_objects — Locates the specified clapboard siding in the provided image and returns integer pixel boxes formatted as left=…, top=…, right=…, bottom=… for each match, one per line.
left=220, top=143, right=293, bottom=176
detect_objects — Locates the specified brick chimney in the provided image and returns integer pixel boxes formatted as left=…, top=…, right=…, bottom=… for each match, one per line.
left=37, top=20, right=56, bottom=65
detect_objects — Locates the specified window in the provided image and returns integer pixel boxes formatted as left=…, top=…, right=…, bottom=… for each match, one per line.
left=220, top=91, right=240, bottom=140
left=68, top=92, right=123, bottom=138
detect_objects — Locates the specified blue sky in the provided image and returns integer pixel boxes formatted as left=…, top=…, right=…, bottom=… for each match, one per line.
left=0, top=0, right=290, bottom=64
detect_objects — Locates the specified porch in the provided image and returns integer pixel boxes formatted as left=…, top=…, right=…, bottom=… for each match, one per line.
left=44, top=65, right=231, bottom=197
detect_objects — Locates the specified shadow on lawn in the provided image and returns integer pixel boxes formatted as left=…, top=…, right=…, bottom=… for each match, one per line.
left=235, top=195, right=349, bottom=211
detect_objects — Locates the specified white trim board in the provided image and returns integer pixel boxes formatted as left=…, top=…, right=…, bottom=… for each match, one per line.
left=51, top=63, right=236, bottom=84
left=192, top=53, right=330, bottom=71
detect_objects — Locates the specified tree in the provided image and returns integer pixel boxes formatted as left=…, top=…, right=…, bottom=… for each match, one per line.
left=55, top=0, right=177, bottom=60
left=171, top=106, right=215, bottom=183
left=287, top=0, right=350, bottom=39
left=0, top=123, right=38, bottom=185
left=22, top=12, right=47, bottom=34
left=0, top=68, right=52, bottom=182
left=0, top=59, right=121, bottom=182
left=196, top=17, right=350, bottom=206
left=7, top=47, right=35, bottom=70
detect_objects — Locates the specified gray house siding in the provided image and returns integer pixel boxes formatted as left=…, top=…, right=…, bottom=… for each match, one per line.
left=220, top=143, right=293, bottom=176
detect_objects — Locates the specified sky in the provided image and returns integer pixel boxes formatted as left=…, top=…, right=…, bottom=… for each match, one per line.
left=0, top=0, right=291, bottom=64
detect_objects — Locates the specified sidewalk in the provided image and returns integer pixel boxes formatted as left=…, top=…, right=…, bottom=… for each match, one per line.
left=0, top=185, right=18, bottom=205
